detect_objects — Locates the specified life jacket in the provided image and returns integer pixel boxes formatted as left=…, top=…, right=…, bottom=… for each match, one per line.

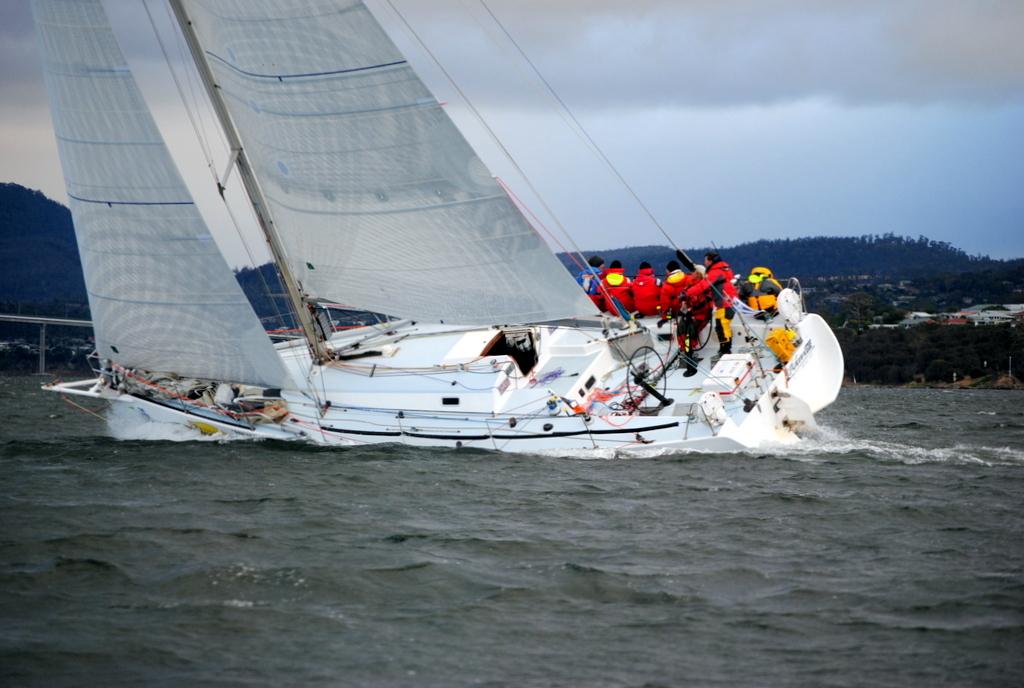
left=705, top=259, right=737, bottom=307
left=741, top=267, right=783, bottom=311
left=659, top=270, right=688, bottom=316
left=602, top=268, right=635, bottom=313
left=632, top=267, right=661, bottom=317
left=765, top=327, right=798, bottom=363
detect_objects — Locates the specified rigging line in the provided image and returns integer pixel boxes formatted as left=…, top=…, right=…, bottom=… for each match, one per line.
left=495, top=175, right=621, bottom=321
left=161, top=0, right=226, bottom=158
left=218, top=176, right=296, bottom=334
left=142, top=0, right=215, bottom=176
left=377, top=0, right=602, bottom=310
left=148, top=0, right=291, bottom=336
left=148, top=1, right=292, bottom=334
left=61, top=394, right=107, bottom=422
left=494, top=177, right=585, bottom=275
left=222, top=199, right=292, bottom=331
left=160, top=0, right=206, bottom=153
left=222, top=183, right=296, bottom=334
left=475, top=0, right=684, bottom=256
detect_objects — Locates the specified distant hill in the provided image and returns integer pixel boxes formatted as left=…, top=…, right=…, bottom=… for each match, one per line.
left=235, top=264, right=295, bottom=330
left=2, top=182, right=1020, bottom=314
left=0, top=183, right=86, bottom=304
left=558, top=235, right=1016, bottom=280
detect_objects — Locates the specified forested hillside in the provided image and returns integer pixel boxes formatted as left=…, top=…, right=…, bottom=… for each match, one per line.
left=1, top=181, right=1020, bottom=319
left=838, top=324, right=1023, bottom=385
left=558, top=235, right=1011, bottom=281
left=0, top=183, right=86, bottom=304
left=3, top=183, right=1023, bottom=385
left=235, top=264, right=294, bottom=330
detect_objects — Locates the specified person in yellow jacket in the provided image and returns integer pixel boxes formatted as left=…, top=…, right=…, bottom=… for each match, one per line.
left=738, top=266, right=783, bottom=318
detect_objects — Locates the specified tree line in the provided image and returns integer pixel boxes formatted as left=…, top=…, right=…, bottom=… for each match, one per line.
left=558, top=234, right=1014, bottom=282
left=837, top=324, right=1024, bottom=385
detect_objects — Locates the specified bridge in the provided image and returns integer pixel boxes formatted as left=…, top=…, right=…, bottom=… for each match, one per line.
left=0, top=314, right=94, bottom=374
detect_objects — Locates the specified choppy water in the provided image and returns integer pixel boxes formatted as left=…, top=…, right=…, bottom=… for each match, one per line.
left=1, top=376, right=1022, bottom=687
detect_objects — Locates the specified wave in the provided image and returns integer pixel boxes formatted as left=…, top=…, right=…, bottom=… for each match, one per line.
left=767, top=423, right=1024, bottom=467
left=0, top=556, right=136, bottom=586
left=532, top=422, right=1024, bottom=465
left=104, top=403, right=246, bottom=443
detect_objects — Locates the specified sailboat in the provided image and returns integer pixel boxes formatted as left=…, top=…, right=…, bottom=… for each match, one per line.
left=38, top=0, right=843, bottom=453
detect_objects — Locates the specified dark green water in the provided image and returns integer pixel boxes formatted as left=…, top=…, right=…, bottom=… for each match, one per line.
left=2, top=376, right=1022, bottom=686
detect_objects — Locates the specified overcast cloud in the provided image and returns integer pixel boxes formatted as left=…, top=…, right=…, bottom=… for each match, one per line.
left=397, top=0, right=1024, bottom=108
left=2, top=0, right=1022, bottom=262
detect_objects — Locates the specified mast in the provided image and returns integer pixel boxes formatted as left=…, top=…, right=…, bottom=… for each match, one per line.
left=167, top=0, right=327, bottom=363
left=167, top=0, right=594, bottom=326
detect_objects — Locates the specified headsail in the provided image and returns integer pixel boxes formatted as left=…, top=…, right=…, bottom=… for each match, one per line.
left=33, top=0, right=294, bottom=389
left=179, top=0, right=597, bottom=325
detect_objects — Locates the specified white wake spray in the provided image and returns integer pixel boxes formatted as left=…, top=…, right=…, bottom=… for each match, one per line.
left=105, top=403, right=238, bottom=443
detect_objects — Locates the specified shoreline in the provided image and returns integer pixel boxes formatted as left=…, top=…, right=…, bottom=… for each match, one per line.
left=844, top=374, right=1022, bottom=391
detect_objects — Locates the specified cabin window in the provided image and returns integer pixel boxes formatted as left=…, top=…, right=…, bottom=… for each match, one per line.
left=482, top=329, right=537, bottom=376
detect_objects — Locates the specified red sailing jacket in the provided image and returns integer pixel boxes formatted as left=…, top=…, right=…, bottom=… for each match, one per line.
left=659, top=270, right=690, bottom=316
left=602, top=268, right=635, bottom=313
left=632, top=267, right=662, bottom=317
left=684, top=276, right=714, bottom=323
left=705, top=259, right=737, bottom=308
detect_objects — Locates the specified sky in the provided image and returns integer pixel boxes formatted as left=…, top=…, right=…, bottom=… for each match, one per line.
left=2, top=0, right=1023, bottom=265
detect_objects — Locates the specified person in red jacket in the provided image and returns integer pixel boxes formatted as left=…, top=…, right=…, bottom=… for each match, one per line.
left=632, top=261, right=661, bottom=317
left=684, top=267, right=714, bottom=333
left=659, top=260, right=688, bottom=317
left=601, top=260, right=635, bottom=315
left=704, top=252, right=738, bottom=354
left=657, top=261, right=710, bottom=376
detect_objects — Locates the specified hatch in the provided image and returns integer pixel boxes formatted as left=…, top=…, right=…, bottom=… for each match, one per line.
left=481, top=328, right=538, bottom=375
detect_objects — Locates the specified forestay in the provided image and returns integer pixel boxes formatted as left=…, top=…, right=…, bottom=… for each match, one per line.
left=182, top=0, right=597, bottom=325
left=33, top=0, right=293, bottom=389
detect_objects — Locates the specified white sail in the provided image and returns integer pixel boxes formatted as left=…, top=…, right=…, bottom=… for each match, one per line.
left=180, top=0, right=597, bottom=325
left=33, top=0, right=293, bottom=389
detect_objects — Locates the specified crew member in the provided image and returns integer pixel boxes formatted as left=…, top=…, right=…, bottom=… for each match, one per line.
left=632, top=261, right=661, bottom=317
left=602, top=260, right=635, bottom=314
left=739, top=266, right=783, bottom=318
left=704, top=251, right=737, bottom=355
left=658, top=262, right=712, bottom=377
left=684, top=267, right=714, bottom=334
left=679, top=266, right=714, bottom=376
left=576, top=255, right=607, bottom=312
left=658, top=260, right=688, bottom=317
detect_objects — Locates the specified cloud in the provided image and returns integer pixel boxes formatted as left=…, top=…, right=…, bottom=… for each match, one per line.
left=3, top=0, right=1022, bottom=260
left=6, top=0, right=1024, bottom=111
left=387, top=0, right=1024, bottom=108
left=0, top=4, right=43, bottom=104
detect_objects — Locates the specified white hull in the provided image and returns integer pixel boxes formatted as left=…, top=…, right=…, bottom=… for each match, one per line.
left=47, top=302, right=844, bottom=455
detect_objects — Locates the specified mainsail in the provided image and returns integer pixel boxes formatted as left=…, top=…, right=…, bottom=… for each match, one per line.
left=179, top=0, right=597, bottom=325
left=33, top=0, right=293, bottom=389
